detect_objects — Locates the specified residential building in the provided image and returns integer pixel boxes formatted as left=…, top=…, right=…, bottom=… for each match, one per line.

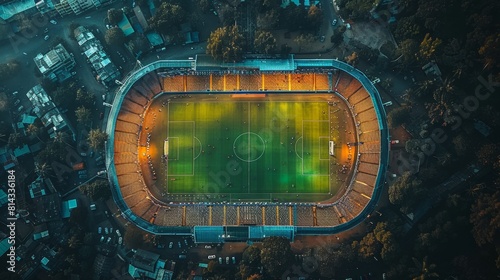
left=61, top=198, right=78, bottom=218
left=34, top=43, right=76, bottom=82
left=281, top=0, right=319, bottom=8
left=74, top=26, right=121, bottom=86
left=0, top=0, right=37, bottom=21
left=32, top=193, right=61, bottom=223
left=26, top=84, right=75, bottom=140
left=128, top=249, right=173, bottom=280
left=33, top=223, right=50, bottom=241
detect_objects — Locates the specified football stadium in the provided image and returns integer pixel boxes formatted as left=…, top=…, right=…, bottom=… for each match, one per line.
left=105, top=56, right=389, bottom=242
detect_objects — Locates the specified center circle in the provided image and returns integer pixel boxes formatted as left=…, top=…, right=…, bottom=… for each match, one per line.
left=233, top=132, right=266, bottom=162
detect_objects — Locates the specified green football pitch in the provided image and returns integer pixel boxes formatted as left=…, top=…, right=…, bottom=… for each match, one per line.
left=151, top=94, right=344, bottom=202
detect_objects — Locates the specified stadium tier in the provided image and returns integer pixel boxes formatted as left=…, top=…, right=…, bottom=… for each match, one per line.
left=105, top=57, right=389, bottom=241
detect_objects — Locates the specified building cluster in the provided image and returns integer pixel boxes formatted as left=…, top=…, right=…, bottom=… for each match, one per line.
left=26, top=84, right=74, bottom=140
left=74, top=25, right=121, bottom=86
left=0, top=174, right=78, bottom=279
left=34, top=43, right=76, bottom=83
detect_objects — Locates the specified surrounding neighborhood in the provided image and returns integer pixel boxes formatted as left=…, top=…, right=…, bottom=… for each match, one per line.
left=0, top=0, right=499, bottom=279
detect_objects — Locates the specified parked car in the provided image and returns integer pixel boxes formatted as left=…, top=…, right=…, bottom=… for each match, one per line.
left=106, top=237, right=111, bottom=243
left=17, top=105, right=24, bottom=112
left=44, top=35, right=49, bottom=41
left=204, top=245, right=212, bottom=249
left=218, top=257, right=222, bottom=264
left=208, top=255, right=216, bottom=260
left=178, top=241, right=181, bottom=248
left=78, top=170, right=87, bottom=175
left=104, top=227, right=109, bottom=234
left=232, top=257, right=236, bottom=264
left=78, top=174, right=88, bottom=179
left=100, top=236, right=105, bottom=242
left=14, top=100, right=20, bottom=106
left=184, top=239, right=188, bottom=246
left=169, top=242, right=173, bottom=249
left=49, top=20, right=57, bottom=24
left=98, top=227, right=102, bottom=234
left=226, top=257, right=229, bottom=264
left=332, top=19, right=337, bottom=26
left=179, top=255, right=186, bottom=259
left=118, top=237, right=123, bottom=245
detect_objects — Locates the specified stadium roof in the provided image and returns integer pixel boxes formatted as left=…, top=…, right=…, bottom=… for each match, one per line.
left=193, top=226, right=295, bottom=243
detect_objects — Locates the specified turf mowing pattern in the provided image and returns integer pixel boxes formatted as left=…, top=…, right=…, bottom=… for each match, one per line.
left=152, top=94, right=344, bottom=202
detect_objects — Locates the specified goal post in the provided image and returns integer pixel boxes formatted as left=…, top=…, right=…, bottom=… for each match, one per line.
left=329, top=141, right=335, bottom=156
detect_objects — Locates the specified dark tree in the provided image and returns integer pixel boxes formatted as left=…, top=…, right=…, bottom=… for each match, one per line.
left=148, top=3, right=185, bottom=35
left=387, top=106, right=411, bottom=128
left=105, top=27, right=126, bottom=46
left=306, top=5, right=323, bottom=31
left=254, top=31, right=277, bottom=54
left=206, top=25, right=245, bottom=62
left=79, top=180, right=111, bottom=201
left=388, top=171, right=425, bottom=214
left=260, top=237, right=292, bottom=278
left=107, top=8, right=124, bottom=25
left=88, top=129, right=108, bottom=151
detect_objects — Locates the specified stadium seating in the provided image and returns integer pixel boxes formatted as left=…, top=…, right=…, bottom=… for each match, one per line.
left=111, top=68, right=384, bottom=229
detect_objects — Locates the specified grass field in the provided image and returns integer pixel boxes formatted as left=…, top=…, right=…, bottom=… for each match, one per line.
left=150, top=94, right=345, bottom=202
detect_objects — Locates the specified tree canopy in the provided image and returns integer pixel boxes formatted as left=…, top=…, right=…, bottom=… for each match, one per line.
left=79, top=180, right=111, bottom=201
left=387, top=106, right=411, bottom=128
left=105, top=27, right=126, bottom=46
left=206, top=25, right=245, bottom=62
left=260, top=237, right=292, bottom=278
left=148, top=3, right=186, bottom=35
left=253, top=31, right=277, bottom=54
left=107, top=8, right=124, bottom=25
left=88, top=129, right=108, bottom=151
left=388, top=171, right=426, bottom=214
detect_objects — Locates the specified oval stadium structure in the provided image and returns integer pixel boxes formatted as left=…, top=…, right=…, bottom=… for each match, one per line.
left=105, top=56, right=389, bottom=243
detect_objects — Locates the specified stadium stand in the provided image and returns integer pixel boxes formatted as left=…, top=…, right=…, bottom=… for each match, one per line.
left=107, top=57, right=389, bottom=240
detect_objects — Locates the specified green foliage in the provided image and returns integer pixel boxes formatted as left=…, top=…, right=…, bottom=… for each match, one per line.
left=75, top=106, right=91, bottom=124
left=107, top=8, right=124, bottom=25
left=253, top=31, right=277, bottom=54
left=470, top=190, right=500, bottom=246
left=419, top=33, right=442, bottom=60
left=8, top=132, right=26, bottom=149
left=256, top=9, right=279, bottom=30
left=388, top=171, right=425, bottom=213
left=105, top=27, right=126, bottom=46
left=148, top=3, right=185, bottom=35
left=340, top=0, right=375, bottom=20
left=242, top=245, right=261, bottom=266
left=260, top=237, right=292, bottom=278
left=281, top=3, right=307, bottom=31
left=79, top=180, right=111, bottom=201
left=294, top=33, right=315, bottom=52
left=306, top=5, right=323, bottom=30
left=88, top=129, right=108, bottom=151
left=76, top=88, right=94, bottom=108
left=396, top=39, right=418, bottom=67
left=206, top=25, right=245, bottom=62
left=476, top=143, right=500, bottom=166
left=478, top=33, right=500, bottom=70
left=0, top=60, right=20, bottom=83
left=393, top=16, right=421, bottom=41
left=387, top=106, right=411, bottom=128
